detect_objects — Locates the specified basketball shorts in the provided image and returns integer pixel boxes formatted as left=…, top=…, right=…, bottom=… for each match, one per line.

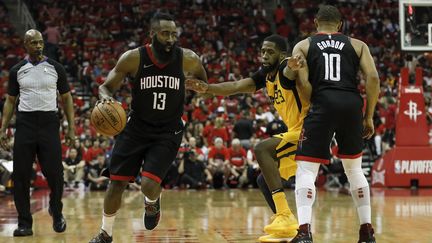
left=296, top=93, right=364, bottom=164
left=274, top=130, right=300, bottom=180
left=109, top=116, right=183, bottom=183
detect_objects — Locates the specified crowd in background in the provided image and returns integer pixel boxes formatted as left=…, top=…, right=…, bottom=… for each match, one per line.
left=0, top=0, right=431, bottom=192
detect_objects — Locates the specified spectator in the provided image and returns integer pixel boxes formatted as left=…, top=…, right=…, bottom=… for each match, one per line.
left=227, top=138, right=247, bottom=188
left=85, top=154, right=109, bottom=191
left=209, top=117, right=229, bottom=144
left=62, top=148, right=85, bottom=189
left=188, top=136, right=204, bottom=160
left=274, top=4, right=285, bottom=24
left=178, top=149, right=212, bottom=189
left=0, top=159, right=12, bottom=194
left=43, top=21, right=61, bottom=60
left=84, top=139, right=104, bottom=163
left=266, top=114, right=287, bottom=136
left=207, top=137, right=230, bottom=188
left=246, top=137, right=260, bottom=188
left=233, top=110, right=254, bottom=149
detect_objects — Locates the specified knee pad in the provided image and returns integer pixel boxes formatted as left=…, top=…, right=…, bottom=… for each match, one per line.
left=342, top=158, right=369, bottom=190
left=295, top=161, right=320, bottom=191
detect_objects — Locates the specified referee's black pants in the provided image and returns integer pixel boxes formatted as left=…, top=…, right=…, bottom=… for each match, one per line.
left=12, top=111, right=64, bottom=228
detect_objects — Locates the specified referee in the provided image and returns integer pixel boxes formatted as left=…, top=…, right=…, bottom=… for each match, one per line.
left=0, top=29, right=75, bottom=237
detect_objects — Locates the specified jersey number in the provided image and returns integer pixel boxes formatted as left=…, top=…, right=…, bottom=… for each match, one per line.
left=153, top=92, right=166, bottom=110
left=322, top=53, right=341, bottom=81
left=274, top=89, right=285, bottom=104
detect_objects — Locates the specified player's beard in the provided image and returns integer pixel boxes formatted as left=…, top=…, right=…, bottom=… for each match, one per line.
left=152, top=35, right=176, bottom=63
left=261, top=62, right=278, bottom=74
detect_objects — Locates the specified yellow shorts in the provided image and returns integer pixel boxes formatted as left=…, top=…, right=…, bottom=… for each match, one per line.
left=274, top=130, right=300, bottom=180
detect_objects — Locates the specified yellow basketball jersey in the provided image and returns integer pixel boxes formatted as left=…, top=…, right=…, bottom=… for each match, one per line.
left=265, top=59, right=310, bottom=132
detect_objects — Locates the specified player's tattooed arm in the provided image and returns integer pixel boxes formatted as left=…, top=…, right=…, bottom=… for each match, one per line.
left=183, top=48, right=208, bottom=83
left=183, top=48, right=214, bottom=98
left=99, top=49, right=139, bottom=103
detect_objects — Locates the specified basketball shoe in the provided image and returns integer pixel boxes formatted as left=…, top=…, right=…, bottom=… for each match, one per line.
left=290, top=224, right=313, bottom=243
left=144, top=197, right=161, bottom=230
left=358, top=223, right=376, bottom=243
left=258, top=232, right=294, bottom=243
left=89, top=229, right=113, bottom=243
left=263, top=209, right=298, bottom=235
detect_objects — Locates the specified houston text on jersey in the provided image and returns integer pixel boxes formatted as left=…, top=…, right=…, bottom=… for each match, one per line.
left=140, top=76, right=180, bottom=90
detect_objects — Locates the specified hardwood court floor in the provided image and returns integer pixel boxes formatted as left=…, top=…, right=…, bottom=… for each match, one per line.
left=0, top=188, right=431, bottom=243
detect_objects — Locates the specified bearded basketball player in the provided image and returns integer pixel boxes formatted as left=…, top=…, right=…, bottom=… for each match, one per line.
left=89, top=12, right=207, bottom=243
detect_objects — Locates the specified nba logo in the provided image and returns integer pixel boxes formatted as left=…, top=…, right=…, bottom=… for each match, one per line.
left=394, top=160, right=401, bottom=174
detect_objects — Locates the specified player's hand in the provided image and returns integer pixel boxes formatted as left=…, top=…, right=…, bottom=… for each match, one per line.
left=96, top=96, right=117, bottom=105
left=287, top=55, right=305, bottom=71
left=0, top=130, right=10, bottom=151
left=362, top=117, right=375, bottom=139
left=65, top=127, right=76, bottom=147
left=185, top=78, right=209, bottom=93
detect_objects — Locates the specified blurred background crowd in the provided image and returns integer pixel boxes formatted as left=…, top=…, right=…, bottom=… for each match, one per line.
left=0, top=0, right=431, bottom=193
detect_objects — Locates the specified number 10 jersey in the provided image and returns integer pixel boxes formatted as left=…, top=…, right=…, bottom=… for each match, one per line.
left=306, top=33, right=360, bottom=101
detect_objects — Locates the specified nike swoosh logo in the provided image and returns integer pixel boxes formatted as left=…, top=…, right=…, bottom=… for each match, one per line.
left=174, top=130, right=182, bottom=135
left=144, top=64, right=154, bottom=68
left=23, top=70, right=29, bottom=74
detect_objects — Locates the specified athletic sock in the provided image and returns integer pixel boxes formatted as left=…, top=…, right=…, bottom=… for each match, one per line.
left=101, top=211, right=117, bottom=236
left=271, top=189, right=290, bottom=214
left=351, top=186, right=371, bottom=224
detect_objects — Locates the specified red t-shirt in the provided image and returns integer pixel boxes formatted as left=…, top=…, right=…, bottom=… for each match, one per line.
left=192, top=107, right=208, bottom=122
left=208, top=146, right=229, bottom=161
left=228, top=147, right=247, bottom=167
left=210, top=128, right=229, bottom=144
left=85, top=147, right=104, bottom=162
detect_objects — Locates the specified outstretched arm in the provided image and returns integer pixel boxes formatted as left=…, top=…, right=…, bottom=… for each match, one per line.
left=183, top=48, right=258, bottom=95
left=186, top=77, right=257, bottom=96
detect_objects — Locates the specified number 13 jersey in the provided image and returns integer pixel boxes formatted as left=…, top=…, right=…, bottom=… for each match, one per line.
left=307, top=33, right=360, bottom=99
left=131, top=44, right=185, bottom=129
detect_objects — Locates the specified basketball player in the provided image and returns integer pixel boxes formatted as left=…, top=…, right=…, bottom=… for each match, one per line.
left=89, top=12, right=207, bottom=243
left=289, top=5, right=379, bottom=243
left=186, top=34, right=311, bottom=242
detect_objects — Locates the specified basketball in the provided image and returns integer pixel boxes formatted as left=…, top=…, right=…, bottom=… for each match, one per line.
left=90, top=102, right=127, bottom=136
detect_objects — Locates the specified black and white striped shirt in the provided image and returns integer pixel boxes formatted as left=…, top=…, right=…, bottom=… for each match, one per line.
left=8, top=56, right=70, bottom=112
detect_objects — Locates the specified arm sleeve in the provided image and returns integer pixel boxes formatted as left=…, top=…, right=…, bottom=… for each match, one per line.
left=251, top=68, right=267, bottom=90
left=7, top=68, right=19, bottom=96
left=54, top=61, right=70, bottom=94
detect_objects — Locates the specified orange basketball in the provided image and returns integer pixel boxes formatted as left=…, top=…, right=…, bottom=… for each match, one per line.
left=91, top=102, right=127, bottom=136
